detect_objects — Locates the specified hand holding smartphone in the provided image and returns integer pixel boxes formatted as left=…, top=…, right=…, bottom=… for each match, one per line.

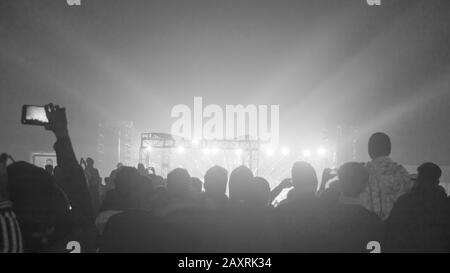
left=22, top=103, right=69, bottom=139
left=21, top=105, right=49, bottom=126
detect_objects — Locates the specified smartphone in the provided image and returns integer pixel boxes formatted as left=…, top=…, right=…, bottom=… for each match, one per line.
left=21, top=105, right=49, bottom=126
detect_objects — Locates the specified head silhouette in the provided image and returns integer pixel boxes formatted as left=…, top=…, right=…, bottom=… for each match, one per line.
left=166, top=168, right=191, bottom=200
left=86, top=157, right=94, bottom=167
left=114, top=166, right=140, bottom=196
left=291, top=161, right=318, bottom=193
left=191, top=177, right=203, bottom=194
left=338, top=162, right=369, bottom=198
left=7, top=161, right=71, bottom=252
left=229, top=165, right=254, bottom=202
left=137, top=163, right=146, bottom=173
left=204, top=165, right=228, bottom=196
left=248, top=177, right=271, bottom=207
left=44, top=164, right=54, bottom=175
left=417, top=162, right=441, bottom=187
left=368, top=132, right=391, bottom=160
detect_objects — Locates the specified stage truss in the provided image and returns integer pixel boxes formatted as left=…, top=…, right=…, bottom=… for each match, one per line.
left=139, top=133, right=265, bottom=177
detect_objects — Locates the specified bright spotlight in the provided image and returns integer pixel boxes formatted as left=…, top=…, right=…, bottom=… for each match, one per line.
left=192, top=139, right=200, bottom=146
left=235, top=148, right=243, bottom=156
left=317, top=147, right=327, bottom=157
left=176, top=146, right=185, bottom=153
left=146, top=146, right=152, bottom=152
left=281, top=147, right=290, bottom=156
left=266, top=148, right=275, bottom=157
left=202, top=148, right=211, bottom=155
left=211, top=147, right=220, bottom=154
left=302, top=149, right=312, bottom=158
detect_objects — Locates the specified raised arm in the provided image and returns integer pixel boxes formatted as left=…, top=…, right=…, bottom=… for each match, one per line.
left=44, top=104, right=94, bottom=230
left=270, top=178, right=293, bottom=204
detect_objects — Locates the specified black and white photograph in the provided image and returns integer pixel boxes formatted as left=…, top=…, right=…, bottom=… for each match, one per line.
left=1, top=0, right=450, bottom=260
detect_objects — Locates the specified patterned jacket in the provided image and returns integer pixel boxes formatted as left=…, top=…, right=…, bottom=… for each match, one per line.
left=361, top=156, right=413, bottom=220
left=0, top=200, right=23, bottom=253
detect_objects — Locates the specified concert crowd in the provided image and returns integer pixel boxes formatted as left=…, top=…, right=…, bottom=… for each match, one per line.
left=1, top=103, right=449, bottom=253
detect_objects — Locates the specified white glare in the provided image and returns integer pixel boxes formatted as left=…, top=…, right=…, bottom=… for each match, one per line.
left=192, top=139, right=200, bottom=146
left=317, top=147, right=327, bottom=157
left=281, top=147, right=290, bottom=155
left=302, top=149, right=312, bottom=158
left=266, top=148, right=275, bottom=157
left=176, top=146, right=185, bottom=153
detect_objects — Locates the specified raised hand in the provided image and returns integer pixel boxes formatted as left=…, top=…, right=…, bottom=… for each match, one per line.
left=279, top=178, right=293, bottom=189
left=44, top=103, right=69, bottom=139
left=0, top=153, right=8, bottom=165
left=319, top=168, right=337, bottom=191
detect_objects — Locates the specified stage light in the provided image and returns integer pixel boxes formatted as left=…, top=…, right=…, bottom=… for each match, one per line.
left=211, top=147, right=220, bottom=154
left=146, top=146, right=152, bottom=152
left=317, top=147, right=327, bottom=157
left=176, top=146, right=185, bottom=153
left=192, top=139, right=200, bottom=146
left=281, top=147, right=290, bottom=156
left=302, top=149, right=312, bottom=158
left=235, top=148, right=243, bottom=156
left=202, top=148, right=211, bottom=155
left=266, top=148, right=275, bottom=157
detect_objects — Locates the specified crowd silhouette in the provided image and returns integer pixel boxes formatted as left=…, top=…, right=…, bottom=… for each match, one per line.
left=1, top=103, right=450, bottom=253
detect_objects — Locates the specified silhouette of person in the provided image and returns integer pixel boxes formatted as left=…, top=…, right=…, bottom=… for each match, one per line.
left=360, top=132, right=413, bottom=220
left=137, top=163, right=147, bottom=177
left=203, top=166, right=228, bottom=210
left=0, top=153, right=23, bottom=253
left=287, top=161, right=318, bottom=200
left=105, top=163, right=123, bottom=192
left=385, top=162, right=450, bottom=252
left=84, top=158, right=101, bottom=214
left=44, top=164, right=54, bottom=175
left=228, top=165, right=253, bottom=206
left=101, top=166, right=141, bottom=212
left=191, top=177, right=203, bottom=195
left=248, top=177, right=271, bottom=208
left=6, top=103, right=96, bottom=252
left=327, top=162, right=383, bottom=253
left=275, top=161, right=326, bottom=252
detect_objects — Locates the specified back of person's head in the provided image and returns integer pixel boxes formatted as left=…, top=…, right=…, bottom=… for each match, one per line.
left=137, top=163, right=148, bottom=176
left=53, top=165, right=63, bottom=181
left=137, top=163, right=145, bottom=171
left=191, top=177, right=203, bottom=194
left=417, top=162, right=441, bottom=187
left=229, top=165, right=254, bottom=202
left=86, top=157, right=94, bottom=167
left=166, top=168, right=191, bottom=199
left=114, top=166, right=140, bottom=195
left=44, top=164, right=54, bottom=175
left=204, top=165, right=228, bottom=196
left=137, top=175, right=155, bottom=210
left=116, top=162, right=123, bottom=169
left=291, top=161, right=318, bottom=193
left=7, top=161, right=71, bottom=252
left=151, top=175, right=165, bottom=187
left=368, top=132, right=391, bottom=159
left=338, top=162, right=369, bottom=198
left=248, top=177, right=271, bottom=207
